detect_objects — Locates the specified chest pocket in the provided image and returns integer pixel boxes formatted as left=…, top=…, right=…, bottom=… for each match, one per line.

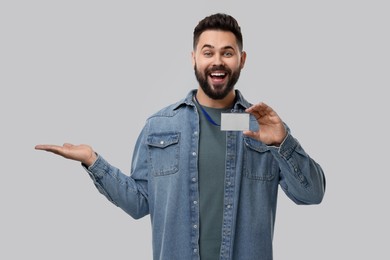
left=147, top=132, right=180, bottom=176
left=243, top=137, right=277, bottom=182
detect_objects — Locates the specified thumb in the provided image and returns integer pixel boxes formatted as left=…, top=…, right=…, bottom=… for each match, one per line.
left=243, top=130, right=257, bottom=139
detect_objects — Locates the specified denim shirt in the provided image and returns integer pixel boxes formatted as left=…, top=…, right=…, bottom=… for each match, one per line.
left=85, top=89, right=326, bottom=260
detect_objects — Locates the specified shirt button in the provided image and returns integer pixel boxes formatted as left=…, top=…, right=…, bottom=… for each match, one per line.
left=226, top=204, right=232, bottom=209
left=192, top=177, right=197, bottom=182
left=193, top=201, right=198, bottom=205
left=192, top=152, right=197, bottom=156
left=193, top=248, right=198, bottom=253
left=194, top=131, right=198, bottom=135
left=193, top=224, right=198, bottom=229
left=160, top=141, right=164, bottom=145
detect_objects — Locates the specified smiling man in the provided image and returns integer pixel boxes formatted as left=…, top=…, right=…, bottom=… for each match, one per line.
left=36, top=13, right=326, bottom=260
left=193, top=29, right=245, bottom=105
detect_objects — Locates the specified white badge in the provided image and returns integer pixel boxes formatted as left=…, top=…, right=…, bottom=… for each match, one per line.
left=221, top=113, right=249, bottom=131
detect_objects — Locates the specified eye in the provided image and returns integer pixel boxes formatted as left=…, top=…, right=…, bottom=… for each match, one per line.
left=203, top=51, right=213, bottom=57
left=223, top=52, right=233, bottom=57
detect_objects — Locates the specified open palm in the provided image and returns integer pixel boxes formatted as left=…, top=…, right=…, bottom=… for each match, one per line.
left=35, top=143, right=97, bottom=166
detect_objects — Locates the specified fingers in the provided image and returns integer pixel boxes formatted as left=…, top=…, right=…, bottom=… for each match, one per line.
left=243, top=130, right=257, bottom=139
left=245, top=102, right=274, bottom=118
left=246, top=102, right=268, bottom=112
left=34, top=144, right=71, bottom=155
left=35, top=143, right=73, bottom=149
left=34, top=144, right=64, bottom=156
left=35, top=144, right=58, bottom=151
left=246, top=102, right=282, bottom=124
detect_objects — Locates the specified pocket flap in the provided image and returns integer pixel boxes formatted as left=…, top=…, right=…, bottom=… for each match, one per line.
left=147, top=132, right=180, bottom=148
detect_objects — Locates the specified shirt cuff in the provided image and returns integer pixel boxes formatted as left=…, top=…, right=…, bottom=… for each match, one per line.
left=277, top=133, right=299, bottom=159
left=82, top=153, right=109, bottom=180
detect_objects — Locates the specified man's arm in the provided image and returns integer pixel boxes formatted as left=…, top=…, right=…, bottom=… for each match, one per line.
left=35, top=140, right=150, bottom=218
left=244, top=102, right=326, bottom=204
left=271, top=133, right=326, bottom=204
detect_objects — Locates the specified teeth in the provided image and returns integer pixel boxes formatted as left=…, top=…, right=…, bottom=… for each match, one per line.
left=211, top=73, right=225, bottom=76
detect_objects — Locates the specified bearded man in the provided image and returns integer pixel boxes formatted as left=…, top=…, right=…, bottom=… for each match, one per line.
left=36, top=13, right=326, bottom=260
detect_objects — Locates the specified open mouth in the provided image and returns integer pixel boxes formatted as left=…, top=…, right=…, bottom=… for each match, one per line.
left=209, top=71, right=227, bottom=83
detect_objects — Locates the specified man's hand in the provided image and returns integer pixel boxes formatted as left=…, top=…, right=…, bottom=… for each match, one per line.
left=243, top=102, right=287, bottom=146
left=35, top=143, right=97, bottom=167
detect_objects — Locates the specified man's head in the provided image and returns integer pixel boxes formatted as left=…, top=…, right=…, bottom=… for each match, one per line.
left=192, top=13, right=246, bottom=100
left=193, top=13, right=243, bottom=52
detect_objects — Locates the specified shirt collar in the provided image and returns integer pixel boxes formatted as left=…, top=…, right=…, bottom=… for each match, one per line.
left=173, top=89, right=252, bottom=111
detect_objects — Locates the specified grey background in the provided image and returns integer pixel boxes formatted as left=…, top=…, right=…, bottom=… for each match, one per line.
left=1, top=0, right=389, bottom=259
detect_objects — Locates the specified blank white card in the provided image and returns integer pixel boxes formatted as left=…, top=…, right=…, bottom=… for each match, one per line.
left=221, top=113, right=249, bottom=131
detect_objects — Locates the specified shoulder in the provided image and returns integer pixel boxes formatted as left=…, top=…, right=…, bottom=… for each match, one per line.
left=147, top=90, right=196, bottom=120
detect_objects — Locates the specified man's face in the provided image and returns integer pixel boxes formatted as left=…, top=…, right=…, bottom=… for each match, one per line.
left=192, top=30, right=246, bottom=100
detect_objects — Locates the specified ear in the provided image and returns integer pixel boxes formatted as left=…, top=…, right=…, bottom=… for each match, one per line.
left=240, top=51, right=247, bottom=69
left=191, top=51, right=196, bottom=68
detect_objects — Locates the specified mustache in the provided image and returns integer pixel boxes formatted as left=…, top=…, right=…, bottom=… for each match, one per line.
left=206, top=65, right=231, bottom=74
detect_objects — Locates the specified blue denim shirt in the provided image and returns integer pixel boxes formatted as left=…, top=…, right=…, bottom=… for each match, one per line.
left=85, top=89, right=326, bottom=260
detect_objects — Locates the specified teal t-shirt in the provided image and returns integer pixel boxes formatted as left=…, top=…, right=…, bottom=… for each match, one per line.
left=196, top=102, right=229, bottom=260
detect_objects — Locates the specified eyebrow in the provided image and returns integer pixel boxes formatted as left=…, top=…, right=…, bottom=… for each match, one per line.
left=201, top=44, right=235, bottom=51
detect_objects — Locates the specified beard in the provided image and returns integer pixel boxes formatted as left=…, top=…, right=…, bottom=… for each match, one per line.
left=194, top=63, right=241, bottom=100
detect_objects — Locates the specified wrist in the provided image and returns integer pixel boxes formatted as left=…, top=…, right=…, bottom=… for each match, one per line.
left=84, top=152, right=97, bottom=167
left=270, top=133, right=288, bottom=147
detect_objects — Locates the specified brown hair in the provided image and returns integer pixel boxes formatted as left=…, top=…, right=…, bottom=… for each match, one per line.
left=193, top=13, right=243, bottom=51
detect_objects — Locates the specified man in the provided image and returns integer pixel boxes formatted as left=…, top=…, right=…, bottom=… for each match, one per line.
left=36, top=13, right=326, bottom=260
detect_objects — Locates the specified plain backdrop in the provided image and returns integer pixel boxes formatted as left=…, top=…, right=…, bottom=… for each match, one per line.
left=1, top=0, right=389, bottom=259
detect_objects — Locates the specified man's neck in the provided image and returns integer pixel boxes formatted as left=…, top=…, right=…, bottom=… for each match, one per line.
left=196, top=88, right=235, bottom=108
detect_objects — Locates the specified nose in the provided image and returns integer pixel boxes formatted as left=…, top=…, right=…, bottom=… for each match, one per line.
left=212, top=53, right=224, bottom=66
